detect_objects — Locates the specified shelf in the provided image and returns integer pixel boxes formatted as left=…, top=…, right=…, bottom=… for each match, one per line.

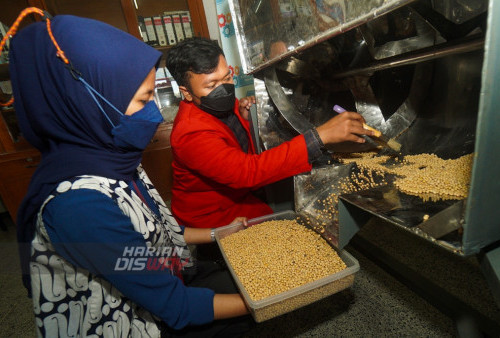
left=122, top=0, right=209, bottom=43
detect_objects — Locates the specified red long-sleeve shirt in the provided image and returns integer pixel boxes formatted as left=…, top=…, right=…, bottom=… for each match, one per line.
left=170, top=99, right=312, bottom=228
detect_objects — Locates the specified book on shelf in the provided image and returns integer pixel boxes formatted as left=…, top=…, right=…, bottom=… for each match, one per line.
left=153, top=16, right=167, bottom=46
left=180, top=12, right=193, bottom=38
left=162, top=15, right=177, bottom=45
left=136, top=10, right=195, bottom=47
left=170, top=13, right=185, bottom=43
left=137, top=16, right=149, bottom=44
left=143, top=17, right=158, bottom=46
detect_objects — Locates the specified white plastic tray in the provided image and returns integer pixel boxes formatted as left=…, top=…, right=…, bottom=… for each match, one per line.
left=215, top=210, right=359, bottom=322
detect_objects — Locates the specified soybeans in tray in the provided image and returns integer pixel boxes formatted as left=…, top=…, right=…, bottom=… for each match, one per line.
left=215, top=210, right=359, bottom=322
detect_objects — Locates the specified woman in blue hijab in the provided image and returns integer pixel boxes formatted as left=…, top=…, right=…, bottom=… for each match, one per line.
left=10, top=14, right=251, bottom=337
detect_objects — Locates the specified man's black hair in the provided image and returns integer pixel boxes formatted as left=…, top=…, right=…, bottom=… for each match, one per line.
left=166, top=37, right=225, bottom=90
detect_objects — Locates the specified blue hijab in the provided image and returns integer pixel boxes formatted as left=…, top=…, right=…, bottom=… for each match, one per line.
left=9, top=15, right=161, bottom=293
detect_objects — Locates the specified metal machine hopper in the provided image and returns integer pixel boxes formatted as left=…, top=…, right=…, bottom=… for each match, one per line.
left=229, top=0, right=500, bottom=313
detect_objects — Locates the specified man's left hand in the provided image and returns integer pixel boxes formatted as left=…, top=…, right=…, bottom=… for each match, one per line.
left=238, top=96, right=256, bottom=120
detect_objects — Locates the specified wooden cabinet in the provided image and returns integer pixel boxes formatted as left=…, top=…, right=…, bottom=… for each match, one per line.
left=1, top=0, right=209, bottom=62
left=119, top=0, right=209, bottom=59
left=0, top=0, right=202, bottom=222
left=120, top=0, right=209, bottom=38
left=0, top=150, right=41, bottom=221
left=43, top=0, right=131, bottom=32
left=40, top=0, right=209, bottom=58
left=7, top=0, right=210, bottom=40
left=141, top=123, right=174, bottom=203
left=0, top=1, right=41, bottom=32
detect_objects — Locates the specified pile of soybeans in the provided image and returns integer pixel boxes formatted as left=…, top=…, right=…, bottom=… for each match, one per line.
left=337, top=152, right=474, bottom=200
left=220, top=219, right=347, bottom=301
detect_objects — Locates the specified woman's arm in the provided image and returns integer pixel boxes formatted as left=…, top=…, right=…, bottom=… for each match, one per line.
left=213, top=294, right=249, bottom=319
left=184, top=216, right=250, bottom=318
left=183, top=227, right=212, bottom=244
left=43, top=189, right=217, bottom=329
left=183, top=217, right=248, bottom=244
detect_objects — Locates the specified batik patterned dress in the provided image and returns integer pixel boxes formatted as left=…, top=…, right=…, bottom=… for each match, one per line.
left=30, top=166, right=193, bottom=337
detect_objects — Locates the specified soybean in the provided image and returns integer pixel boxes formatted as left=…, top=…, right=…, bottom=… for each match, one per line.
left=336, top=152, right=474, bottom=201
left=220, top=219, right=347, bottom=301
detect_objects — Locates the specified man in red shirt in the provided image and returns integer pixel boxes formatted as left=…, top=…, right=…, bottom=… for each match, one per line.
left=166, top=38, right=372, bottom=229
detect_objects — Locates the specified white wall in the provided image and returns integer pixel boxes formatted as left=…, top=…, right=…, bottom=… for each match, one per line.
left=202, top=0, right=222, bottom=46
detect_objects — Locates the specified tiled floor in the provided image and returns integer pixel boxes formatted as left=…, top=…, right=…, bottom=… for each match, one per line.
left=0, top=213, right=36, bottom=337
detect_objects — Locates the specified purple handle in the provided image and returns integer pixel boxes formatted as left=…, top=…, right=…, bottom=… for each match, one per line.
left=333, top=105, right=346, bottom=113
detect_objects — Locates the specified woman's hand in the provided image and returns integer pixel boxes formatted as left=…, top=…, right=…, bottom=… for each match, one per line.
left=183, top=217, right=248, bottom=244
left=238, top=96, right=255, bottom=121
left=229, top=217, right=248, bottom=227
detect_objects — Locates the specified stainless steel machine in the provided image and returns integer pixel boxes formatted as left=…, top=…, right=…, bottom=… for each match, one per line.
left=229, top=0, right=500, bottom=319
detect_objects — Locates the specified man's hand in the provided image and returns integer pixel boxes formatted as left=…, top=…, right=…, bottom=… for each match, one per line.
left=269, top=40, right=288, bottom=58
left=238, top=96, right=255, bottom=121
left=315, top=111, right=374, bottom=145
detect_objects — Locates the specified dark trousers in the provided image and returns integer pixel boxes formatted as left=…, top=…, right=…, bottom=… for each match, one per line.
left=161, top=256, right=255, bottom=338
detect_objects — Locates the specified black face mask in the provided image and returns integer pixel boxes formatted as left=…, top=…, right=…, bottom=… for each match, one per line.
left=198, top=83, right=236, bottom=118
